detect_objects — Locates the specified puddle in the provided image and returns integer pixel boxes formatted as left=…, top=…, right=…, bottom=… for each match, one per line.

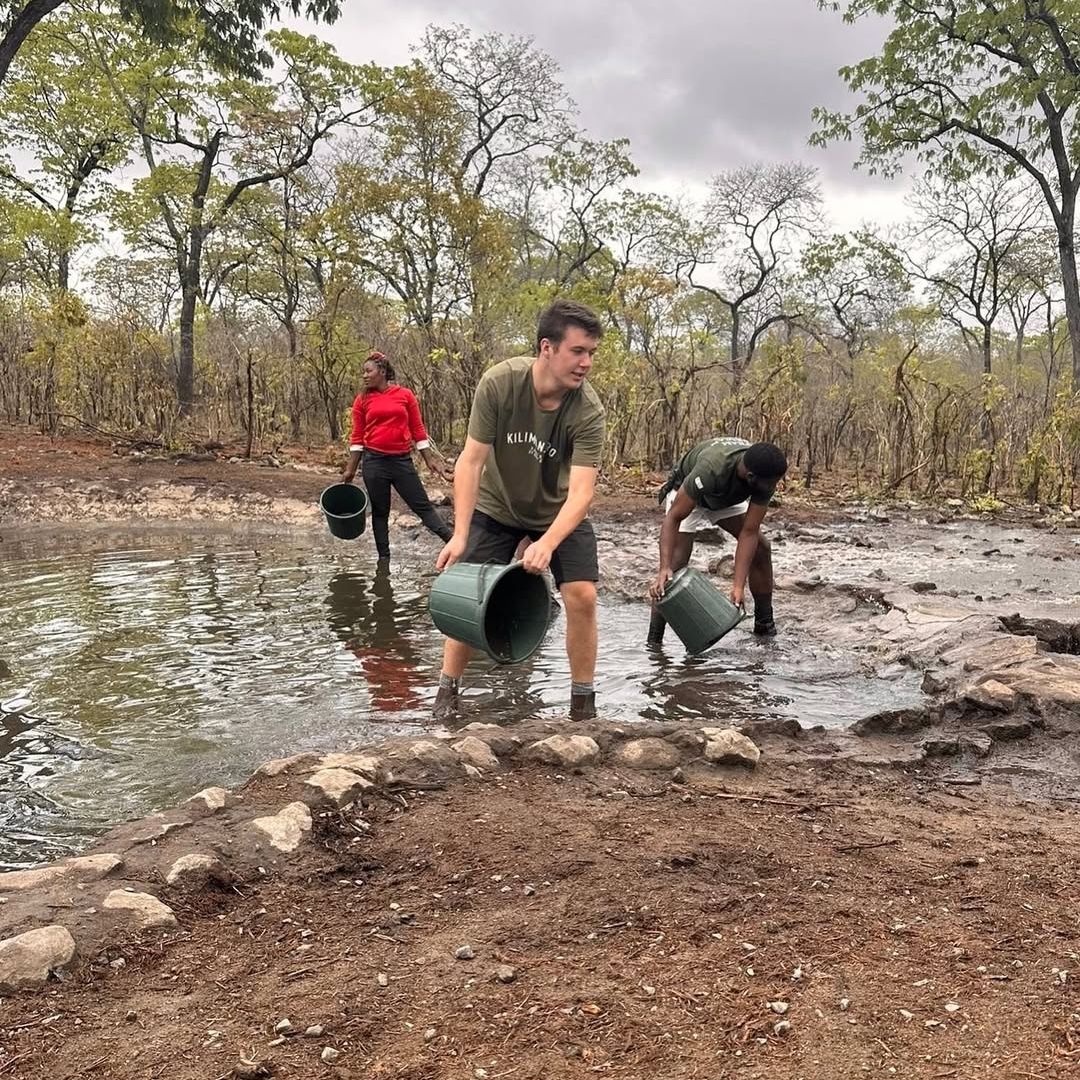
left=0, top=521, right=935, bottom=868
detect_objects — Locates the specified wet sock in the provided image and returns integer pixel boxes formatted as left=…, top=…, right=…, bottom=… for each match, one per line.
left=754, top=594, right=774, bottom=624
left=438, top=673, right=459, bottom=690
left=571, top=681, right=594, bottom=697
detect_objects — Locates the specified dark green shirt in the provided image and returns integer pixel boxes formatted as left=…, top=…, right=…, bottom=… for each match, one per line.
left=469, top=356, right=605, bottom=530
left=673, top=437, right=775, bottom=510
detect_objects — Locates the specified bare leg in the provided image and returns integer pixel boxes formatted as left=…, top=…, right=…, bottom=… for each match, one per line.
left=648, top=531, right=696, bottom=643
left=561, top=581, right=598, bottom=684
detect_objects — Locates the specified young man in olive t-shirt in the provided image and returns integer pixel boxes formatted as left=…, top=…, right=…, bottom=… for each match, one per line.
left=649, top=437, right=788, bottom=640
left=434, top=300, right=605, bottom=721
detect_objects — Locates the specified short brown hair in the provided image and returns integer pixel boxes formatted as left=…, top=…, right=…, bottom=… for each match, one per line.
left=536, top=299, right=603, bottom=351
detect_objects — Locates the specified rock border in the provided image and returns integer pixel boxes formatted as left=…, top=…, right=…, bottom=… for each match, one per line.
left=0, top=718, right=764, bottom=993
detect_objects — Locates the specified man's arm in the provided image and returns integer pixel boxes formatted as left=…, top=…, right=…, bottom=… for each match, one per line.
left=650, top=488, right=696, bottom=598
left=730, top=502, right=768, bottom=606
left=435, top=436, right=491, bottom=570
left=520, top=465, right=596, bottom=575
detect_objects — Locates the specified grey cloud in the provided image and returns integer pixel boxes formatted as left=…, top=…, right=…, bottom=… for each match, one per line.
left=317, top=0, right=904, bottom=204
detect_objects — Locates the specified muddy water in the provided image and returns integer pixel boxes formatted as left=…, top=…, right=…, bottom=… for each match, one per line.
left=3, top=511, right=1075, bottom=869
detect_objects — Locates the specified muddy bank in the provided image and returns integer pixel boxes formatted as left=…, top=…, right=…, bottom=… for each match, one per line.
left=1, top=721, right=1079, bottom=1079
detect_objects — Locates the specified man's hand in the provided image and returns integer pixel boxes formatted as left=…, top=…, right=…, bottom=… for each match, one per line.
left=521, top=538, right=553, bottom=574
left=438, top=461, right=455, bottom=483
left=341, top=466, right=356, bottom=483
left=436, top=535, right=467, bottom=571
left=730, top=582, right=746, bottom=609
left=650, top=567, right=673, bottom=601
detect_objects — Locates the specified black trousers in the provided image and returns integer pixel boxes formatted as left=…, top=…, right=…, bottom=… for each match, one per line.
left=361, top=450, right=451, bottom=557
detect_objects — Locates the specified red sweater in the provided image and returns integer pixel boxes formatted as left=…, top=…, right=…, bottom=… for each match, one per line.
left=349, top=385, right=431, bottom=455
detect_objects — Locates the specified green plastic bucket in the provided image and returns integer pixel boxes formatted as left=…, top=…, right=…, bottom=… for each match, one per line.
left=429, top=561, right=551, bottom=664
left=319, top=483, right=369, bottom=540
left=657, top=567, right=745, bottom=655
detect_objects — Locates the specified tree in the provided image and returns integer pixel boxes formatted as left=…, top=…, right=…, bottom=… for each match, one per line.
left=419, top=23, right=573, bottom=199
left=0, top=10, right=133, bottom=291
left=0, top=0, right=342, bottom=89
left=97, top=24, right=386, bottom=414
left=673, top=162, right=820, bottom=395
left=901, top=173, right=1040, bottom=375
left=801, top=228, right=910, bottom=363
left=814, top=0, right=1080, bottom=384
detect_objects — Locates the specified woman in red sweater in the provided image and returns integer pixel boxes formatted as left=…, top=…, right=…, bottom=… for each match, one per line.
left=341, top=352, right=453, bottom=560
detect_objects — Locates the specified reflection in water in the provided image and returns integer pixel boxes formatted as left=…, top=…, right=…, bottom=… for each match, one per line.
left=0, top=526, right=926, bottom=869
left=325, top=565, right=426, bottom=712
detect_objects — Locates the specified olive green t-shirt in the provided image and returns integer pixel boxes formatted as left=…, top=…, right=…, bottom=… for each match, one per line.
left=468, top=356, right=605, bottom=530
left=673, top=437, right=775, bottom=510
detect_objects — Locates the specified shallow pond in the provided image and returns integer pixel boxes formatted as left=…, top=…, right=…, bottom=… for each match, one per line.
left=0, top=523, right=925, bottom=868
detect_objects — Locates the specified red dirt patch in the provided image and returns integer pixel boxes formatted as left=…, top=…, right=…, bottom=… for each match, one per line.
left=3, top=761, right=1078, bottom=1079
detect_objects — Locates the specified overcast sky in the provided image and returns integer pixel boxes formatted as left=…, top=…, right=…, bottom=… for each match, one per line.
left=290, top=0, right=908, bottom=230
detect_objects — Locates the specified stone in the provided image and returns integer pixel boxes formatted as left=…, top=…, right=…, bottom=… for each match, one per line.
left=409, top=740, right=461, bottom=771
left=615, top=738, right=682, bottom=771
left=460, top=723, right=521, bottom=758
left=703, top=729, right=761, bottom=768
left=255, top=753, right=318, bottom=778
left=768, top=1001, right=790, bottom=1015
left=187, top=787, right=229, bottom=811
left=305, top=768, right=373, bottom=808
left=0, top=853, right=122, bottom=893
left=851, top=708, right=933, bottom=736
left=165, top=854, right=230, bottom=888
left=979, top=719, right=1034, bottom=742
left=495, top=965, right=517, bottom=983
left=526, top=734, right=601, bottom=769
left=317, top=753, right=385, bottom=781
left=275, top=1018, right=294, bottom=1034
left=921, top=670, right=950, bottom=695
left=964, top=680, right=1018, bottom=713
left=321, top=1047, right=340, bottom=1064
left=305, top=1025, right=325, bottom=1038
left=959, top=732, right=994, bottom=757
left=0, top=926, right=77, bottom=990
left=451, top=736, right=501, bottom=773
left=250, top=802, right=312, bottom=853
left=455, top=944, right=475, bottom=961
left=463, top=764, right=483, bottom=781
left=103, top=890, right=177, bottom=929
left=740, top=718, right=802, bottom=739
left=921, top=737, right=961, bottom=758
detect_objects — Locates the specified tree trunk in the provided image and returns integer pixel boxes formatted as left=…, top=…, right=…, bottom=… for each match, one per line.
left=177, top=281, right=198, bottom=416
left=1057, top=213, right=1080, bottom=386
left=286, top=319, right=301, bottom=442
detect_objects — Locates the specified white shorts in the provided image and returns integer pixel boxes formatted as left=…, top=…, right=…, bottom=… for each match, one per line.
left=665, top=489, right=749, bottom=533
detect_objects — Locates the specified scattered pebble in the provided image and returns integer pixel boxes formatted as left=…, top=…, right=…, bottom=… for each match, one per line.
left=377, top=972, right=389, bottom=988
left=840, top=999, right=850, bottom=1012
left=773, top=1020, right=792, bottom=1036
left=768, top=1001, right=789, bottom=1015
left=305, top=1025, right=325, bottom=1037
left=495, top=965, right=517, bottom=984
left=424, top=1028, right=437, bottom=1042
left=791, top=967, right=802, bottom=981
left=455, top=945, right=475, bottom=961
left=321, top=1046, right=340, bottom=1063
left=274, top=1018, right=294, bottom=1035
left=944, top=1002, right=960, bottom=1013
left=523, top=884, right=536, bottom=896
left=899, top=1009, right=915, bottom=1021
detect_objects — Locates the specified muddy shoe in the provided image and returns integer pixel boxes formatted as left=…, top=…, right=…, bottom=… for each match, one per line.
left=569, top=691, right=596, bottom=721
left=753, top=619, right=777, bottom=637
left=432, top=684, right=460, bottom=720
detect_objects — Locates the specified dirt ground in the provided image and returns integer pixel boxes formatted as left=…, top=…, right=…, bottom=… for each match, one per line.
left=2, top=759, right=1080, bottom=1080
left=3, top=423, right=1079, bottom=1078
left=0, top=424, right=849, bottom=527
